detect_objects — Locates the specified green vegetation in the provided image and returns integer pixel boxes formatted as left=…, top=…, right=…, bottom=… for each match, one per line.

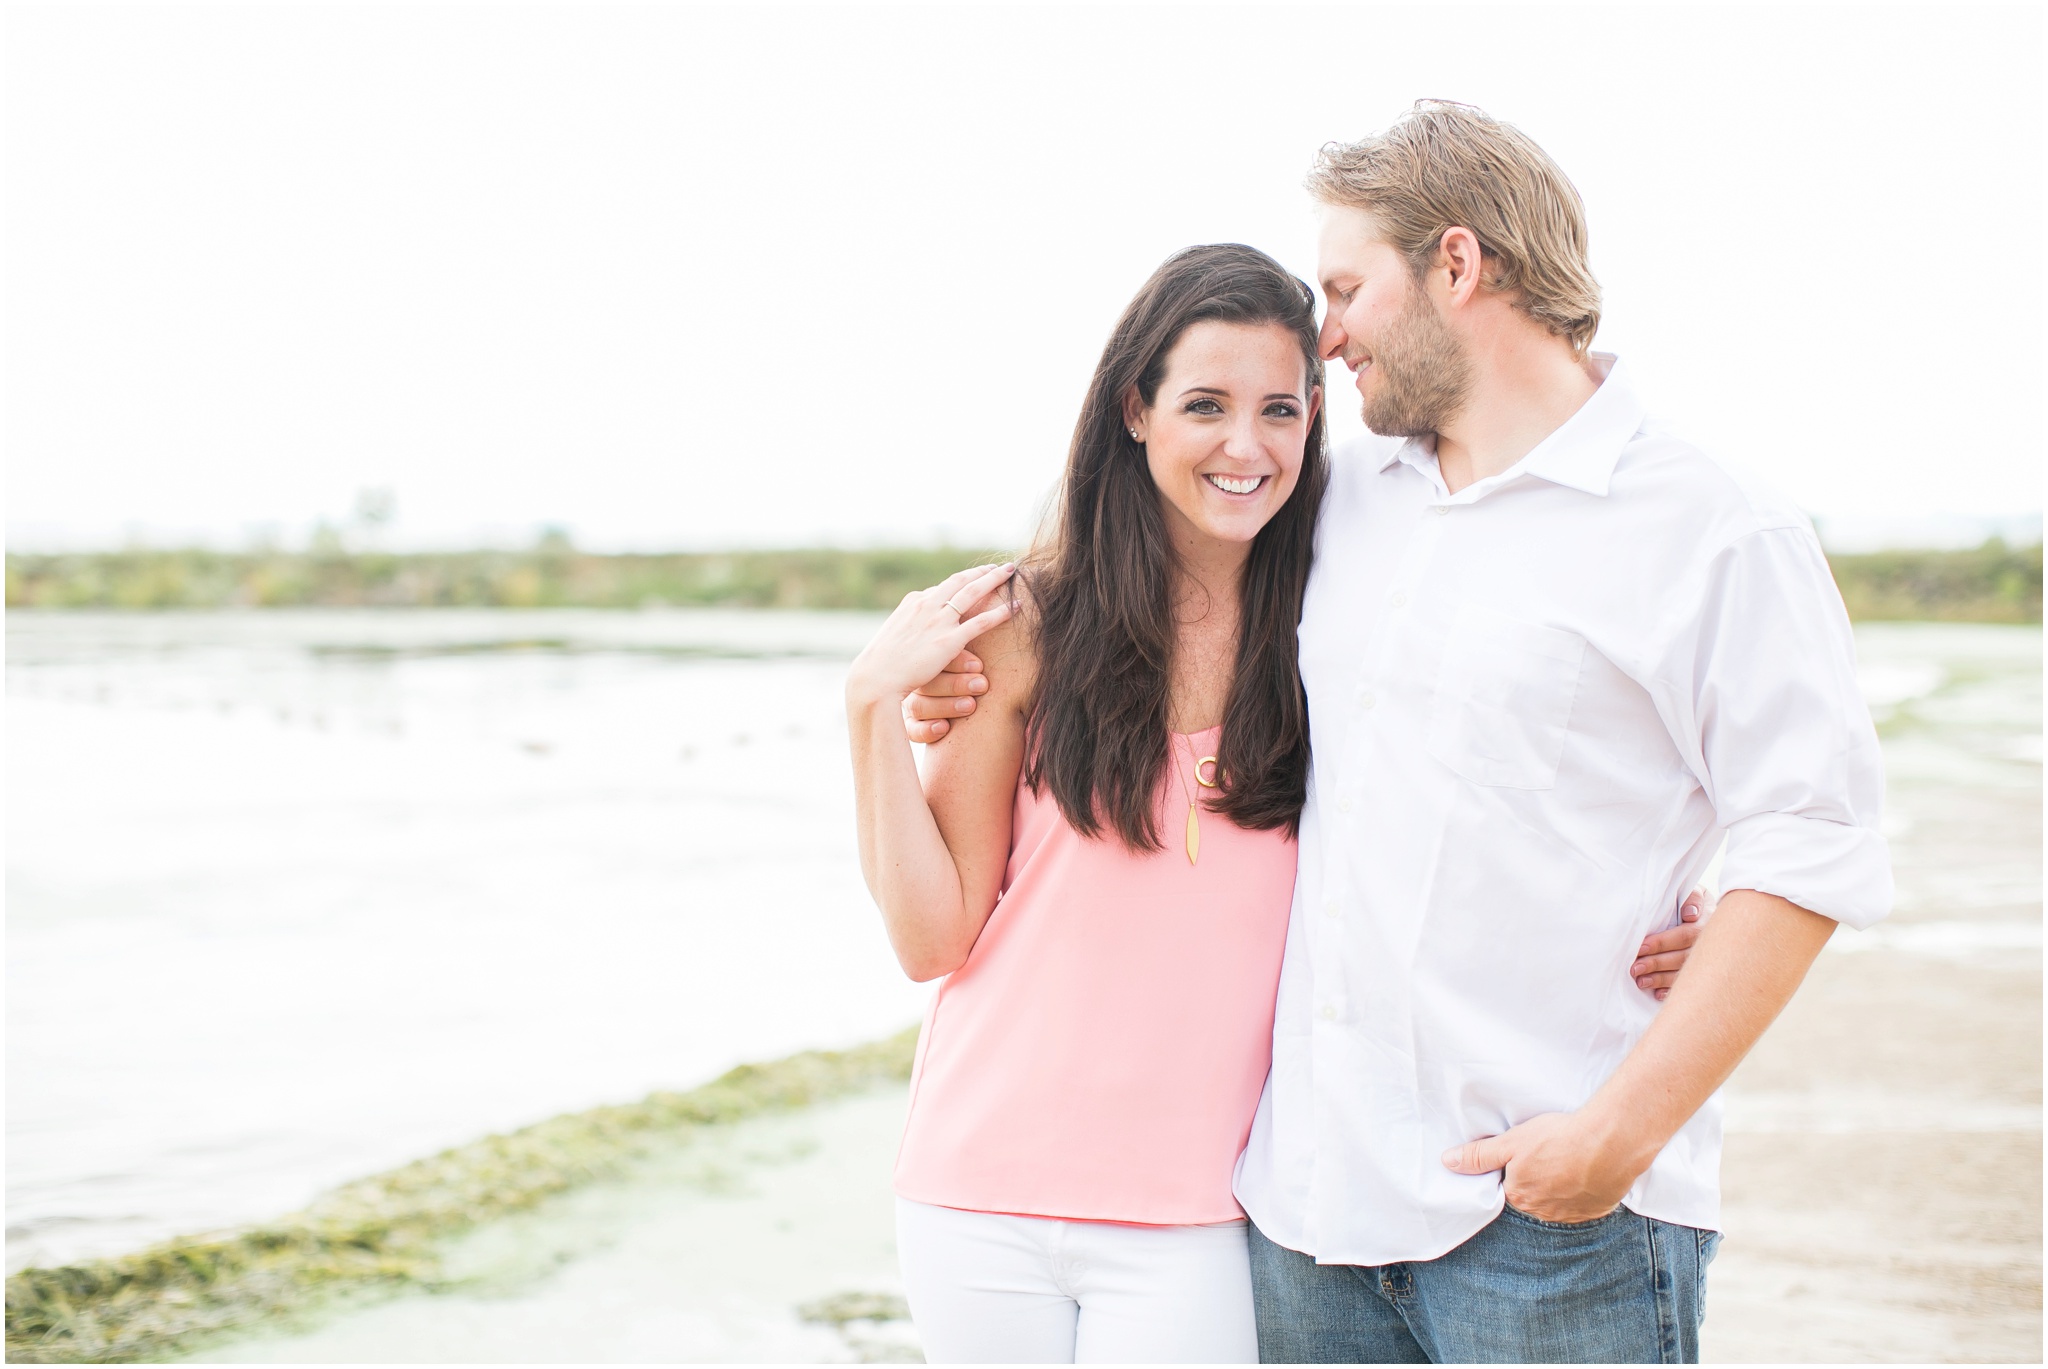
left=1826, top=539, right=2041, bottom=624
left=4, top=1027, right=918, bottom=1365
left=5, top=540, right=2040, bottom=621
left=4, top=544, right=1008, bottom=612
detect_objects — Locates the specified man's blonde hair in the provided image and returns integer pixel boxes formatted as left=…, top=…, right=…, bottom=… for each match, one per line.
left=1307, top=100, right=1602, bottom=357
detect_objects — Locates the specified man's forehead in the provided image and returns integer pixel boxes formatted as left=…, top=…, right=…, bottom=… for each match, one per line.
left=1317, top=207, right=1392, bottom=273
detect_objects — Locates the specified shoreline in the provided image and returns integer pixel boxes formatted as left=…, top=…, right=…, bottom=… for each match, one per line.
left=8, top=542, right=2041, bottom=622
left=3, top=1028, right=918, bottom=1364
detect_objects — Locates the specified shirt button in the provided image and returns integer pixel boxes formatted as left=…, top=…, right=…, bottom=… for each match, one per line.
left=1320, top=1004, right=1337, bottom=1021
left=1337, top=798, right=1355, bottom=813
left=1435, top=505, right=1451, bottom=516
left=1323, top=898, right=1339, bottom=917
left=1389, top=591, right=1408, bottom=608
left=1358, top=692, right=1376, bottom=710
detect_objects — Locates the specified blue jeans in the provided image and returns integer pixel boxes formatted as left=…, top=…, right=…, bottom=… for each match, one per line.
left=1249, top=1206, right=1720, bottom=1363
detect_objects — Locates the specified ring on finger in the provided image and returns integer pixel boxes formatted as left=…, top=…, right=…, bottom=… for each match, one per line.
left=940, top=599, right=966, bottom=618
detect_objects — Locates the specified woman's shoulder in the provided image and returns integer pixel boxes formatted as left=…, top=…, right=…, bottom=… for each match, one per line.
left=965, top=577, right=1038, bottom=713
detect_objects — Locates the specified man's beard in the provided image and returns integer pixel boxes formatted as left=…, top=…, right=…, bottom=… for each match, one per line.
left=1357, top=284, right=1473, bottom=439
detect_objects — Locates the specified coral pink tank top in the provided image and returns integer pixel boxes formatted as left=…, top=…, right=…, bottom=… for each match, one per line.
left=893, top=726, right=1297, bottom=1225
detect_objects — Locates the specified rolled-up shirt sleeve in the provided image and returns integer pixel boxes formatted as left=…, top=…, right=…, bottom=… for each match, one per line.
left=1652, top=525, right=1893, bottom=929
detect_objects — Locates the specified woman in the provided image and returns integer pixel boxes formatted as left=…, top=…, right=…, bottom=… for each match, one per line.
left=844, top=245, right=1699, bottom=1363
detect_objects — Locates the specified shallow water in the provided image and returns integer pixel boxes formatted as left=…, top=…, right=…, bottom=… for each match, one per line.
left=6, top=609, right=923, bottom=1272
left=1850, top=622, right=2042, bottom=935
left=6, top=613, right=2039, bottom=1276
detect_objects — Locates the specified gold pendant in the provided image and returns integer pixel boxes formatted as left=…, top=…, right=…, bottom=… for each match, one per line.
left=1186, top=802, right=1200, bottom=864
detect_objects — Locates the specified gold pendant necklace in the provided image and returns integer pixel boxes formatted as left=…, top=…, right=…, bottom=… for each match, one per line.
left=1173, top=734, right=1222, bottom=865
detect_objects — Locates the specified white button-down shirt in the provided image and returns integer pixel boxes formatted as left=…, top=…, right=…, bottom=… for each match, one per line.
left=1233, top=355, right=1891, bottom=1267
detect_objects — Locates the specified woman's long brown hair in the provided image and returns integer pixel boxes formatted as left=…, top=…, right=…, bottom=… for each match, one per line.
left=1023, top=243, right=1328, bottom=850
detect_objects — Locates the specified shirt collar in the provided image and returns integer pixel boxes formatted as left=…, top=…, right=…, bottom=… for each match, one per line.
left=1372, top=353, right=1646, bottom=499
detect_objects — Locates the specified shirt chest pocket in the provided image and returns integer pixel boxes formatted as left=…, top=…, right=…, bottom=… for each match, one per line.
left=1426, top=605, right=1587, bottom=790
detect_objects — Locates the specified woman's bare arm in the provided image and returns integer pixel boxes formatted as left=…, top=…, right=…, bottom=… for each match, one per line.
left=846, top=566, right=1029, bottom=980
left=912, top=613, right=1034, bottom=971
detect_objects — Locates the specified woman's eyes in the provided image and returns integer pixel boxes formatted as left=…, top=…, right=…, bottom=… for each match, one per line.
left=1181, top=399, right=1301, bottom=418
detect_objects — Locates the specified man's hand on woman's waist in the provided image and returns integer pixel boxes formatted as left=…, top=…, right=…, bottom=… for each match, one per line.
left=902, top=647, right=989, bottom=743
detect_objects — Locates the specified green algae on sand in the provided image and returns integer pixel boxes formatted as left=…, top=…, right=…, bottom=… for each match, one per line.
left=4, top=1027, right=918, bottom=1364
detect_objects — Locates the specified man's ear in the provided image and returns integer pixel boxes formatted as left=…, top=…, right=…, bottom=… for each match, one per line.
left=1436, top=226, right=1485, bottom=305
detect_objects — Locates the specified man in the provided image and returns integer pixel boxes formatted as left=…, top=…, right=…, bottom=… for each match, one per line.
left=908, top=101, right=1890, bottom=1362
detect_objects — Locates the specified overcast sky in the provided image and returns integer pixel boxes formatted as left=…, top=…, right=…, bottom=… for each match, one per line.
left=6, top=4, right=2043, bottom=552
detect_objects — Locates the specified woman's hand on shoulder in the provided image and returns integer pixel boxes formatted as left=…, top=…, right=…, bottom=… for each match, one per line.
left=846, top=564, right=1016, bottom=713
left=900, top=574, right=1032, bottom=742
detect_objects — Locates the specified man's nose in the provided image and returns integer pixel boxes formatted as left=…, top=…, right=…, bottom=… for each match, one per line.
left=1318, top=312, right=1346, bottom=361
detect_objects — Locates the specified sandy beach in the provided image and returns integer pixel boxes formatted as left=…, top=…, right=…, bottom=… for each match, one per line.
left=1701, top=624, right=2042, bottom=1361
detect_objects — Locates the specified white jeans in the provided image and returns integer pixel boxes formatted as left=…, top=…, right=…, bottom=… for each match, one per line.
left=895, top=1198, right=1258, bottom=1364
